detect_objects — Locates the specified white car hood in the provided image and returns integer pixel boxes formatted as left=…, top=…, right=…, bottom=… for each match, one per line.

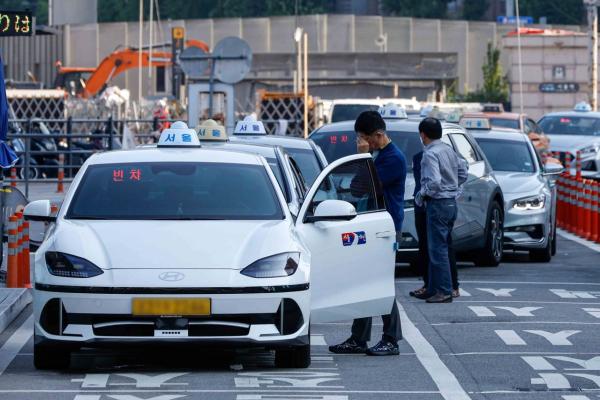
left=547, top=134, right=600, bottom=152
left=494, top=171, right=543, bottom=195
left=50, top=219, right=295, bottom=270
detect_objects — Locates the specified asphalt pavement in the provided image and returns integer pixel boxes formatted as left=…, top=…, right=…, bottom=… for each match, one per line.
left=0, top=231, right=598, bottom=400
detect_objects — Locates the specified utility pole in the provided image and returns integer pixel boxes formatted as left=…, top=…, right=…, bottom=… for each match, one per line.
left=585, top=0, right=599, bottom=110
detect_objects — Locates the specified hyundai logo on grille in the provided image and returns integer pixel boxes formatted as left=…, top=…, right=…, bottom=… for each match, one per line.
left=159, top=272, right=185, bottom=282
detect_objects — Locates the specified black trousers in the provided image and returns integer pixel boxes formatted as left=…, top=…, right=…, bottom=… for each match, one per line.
left=351, top=300, right=402, bottom=344
left=415, top=206, right=459, bottom=290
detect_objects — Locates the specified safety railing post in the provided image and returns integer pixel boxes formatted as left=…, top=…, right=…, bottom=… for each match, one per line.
left=66, top=116, right=73, bottom=178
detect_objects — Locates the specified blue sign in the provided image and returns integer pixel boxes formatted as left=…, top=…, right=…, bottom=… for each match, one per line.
left=497, top=16, right=534, bottom=25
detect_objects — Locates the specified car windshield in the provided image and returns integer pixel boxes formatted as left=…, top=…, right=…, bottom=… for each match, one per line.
left=284, top=148, right=321, bottom=185
left=489, top=118, right=520, bottom=130
left=331, top=104, right=380, bottom=123
left=538, top=116, right=600, bottom=136
left=475, top=138, right=535, bottom=173
left=310, top=130, right=423, bottom=172
left=67, top=162, right=284, bottom=220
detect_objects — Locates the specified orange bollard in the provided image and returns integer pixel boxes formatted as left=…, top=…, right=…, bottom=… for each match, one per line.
left=564, top=154, right=573, bottom=232
left=569, top=174, right=577, bottom=233
left=576, top=177, right=585, bottom=237
left=21, top=221, right=31, bottom=288
left=6, top=215, right=19, bottom=288
left=57, top=153, right=64, bottom=193
left=10, top=167, right=17, bottom=187
left=591, top=181, right=599, bottom=243
left=583, top=180, right=592, bottom=239
left=16, top=212, right=24, bottom=286
left=556, top=173, right=564, bottom=228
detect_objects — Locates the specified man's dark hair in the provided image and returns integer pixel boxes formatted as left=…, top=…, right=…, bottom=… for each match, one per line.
left=354, top=111, right=386, bottom=135
left=418, top=117, right=442, bottom=140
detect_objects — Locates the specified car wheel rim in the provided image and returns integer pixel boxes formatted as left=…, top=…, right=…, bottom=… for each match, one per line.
left=491, top=208, right=503, bottom=260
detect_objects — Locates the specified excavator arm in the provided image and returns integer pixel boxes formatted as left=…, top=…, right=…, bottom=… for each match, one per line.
left=57, top=39, right=209, bottom=98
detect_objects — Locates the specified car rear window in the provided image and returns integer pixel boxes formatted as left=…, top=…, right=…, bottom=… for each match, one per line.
left=310, top=130, right=423, bottom=172
left=489, top=118, right=520, bottom=130
left=67, top=162, right=284, bottom=220
left=331, top=104, right=380, bottom=123
left=538, top=116, right=600, bottom=136
left=475, top=138, right=535, bottom=173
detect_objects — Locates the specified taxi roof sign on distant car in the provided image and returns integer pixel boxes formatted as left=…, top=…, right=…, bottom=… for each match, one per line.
left=157, top=121, right=201, bottom=148
left=378, top=103, right=408, bottom=119
left=460, top=117, right=491, bottom=130
left=445, top=111, right=462, bottom=123
left=574, top=101, right=592, bottom=112
left=234, top=115, right=267, bottom=135
left=197, top=119, right=228, bottom=141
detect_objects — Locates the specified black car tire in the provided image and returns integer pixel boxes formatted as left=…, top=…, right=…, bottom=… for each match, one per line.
left=474, top=201, right=504, bottom=267
left=275, top=344, right=311, bottom=368
left=530, top=237, right=552, bottom=263
left=33, top=342, right=71, bottom=370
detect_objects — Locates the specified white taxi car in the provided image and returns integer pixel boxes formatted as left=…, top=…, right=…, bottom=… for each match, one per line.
left=25, top=121, right=396, bottom=370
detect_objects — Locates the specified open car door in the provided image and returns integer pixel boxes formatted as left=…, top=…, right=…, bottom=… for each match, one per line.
left=296, top=153, right=396, bottom=323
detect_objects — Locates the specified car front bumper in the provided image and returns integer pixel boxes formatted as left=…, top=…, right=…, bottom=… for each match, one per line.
left=503, top=205, right=550, bottom=250
left=33, top=284, right=310, bottom=348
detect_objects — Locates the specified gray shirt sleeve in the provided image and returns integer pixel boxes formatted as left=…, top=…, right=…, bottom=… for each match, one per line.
left=457, top=156, right=469, bottom=186
left=420, top=150, right=441, bottom=198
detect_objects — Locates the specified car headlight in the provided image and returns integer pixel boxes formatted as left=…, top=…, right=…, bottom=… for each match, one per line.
left=579, top=143, right=600, bottom=156
left=45, top=252, right=104, bottom=278
left=241, top=253, right=300, bottom=278
left=512, top=194, right=545, bottom=211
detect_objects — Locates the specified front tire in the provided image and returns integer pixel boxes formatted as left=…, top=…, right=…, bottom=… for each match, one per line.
left=474, top=201, right=503, bottom=267
left=275, top=344, right=311, bottom=368
left=33, top=342, right=71, bottom=370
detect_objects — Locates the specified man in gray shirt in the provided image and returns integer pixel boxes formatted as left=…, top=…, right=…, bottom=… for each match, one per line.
left=415, top=118, right=468, bottom=303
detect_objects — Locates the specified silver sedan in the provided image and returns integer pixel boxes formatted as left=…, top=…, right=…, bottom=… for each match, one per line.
left=472, top=130, right=563, bottom=262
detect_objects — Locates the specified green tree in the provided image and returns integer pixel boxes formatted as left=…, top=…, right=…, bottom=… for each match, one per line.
left=480, top=42, right=509, bottom=103
left=382, top=0, right=450, bottom=19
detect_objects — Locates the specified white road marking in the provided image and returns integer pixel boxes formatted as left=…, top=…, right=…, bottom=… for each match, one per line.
left=237, top=396, right=348, bottom=400
left=522, top=356, right=557, bottom=370
left=495, top=330, right=527, bottom=346
left=551, top=289, right=600, bottom=299
left=458, top=301, right=600, bottom=305
left=557, top=228, right=600, bottom=253
left=397, top=280, right=600, bottom=286
left=531, top=373, right=572, bottom=389
left=547, top=356, right=600, bottom=370
left=525, top=330, right=580, bottom=346
left=397, top=301, right=472, bottom=400
left=562, top=396, right=592, bottom=400
left=476, top=288, right=516, bottom=297
left=469, top=306, right=496, bottom=317
left=310, top=334, right=327, bottom=346
left=0, top=315, right=33, bottom=375
left=0, top=389, right=443, bottom=394
left=583, top=308, right=600, bottom=319
left=450, top=352, right=600, bottom=356
left=468, top=306, right=541, bottom=317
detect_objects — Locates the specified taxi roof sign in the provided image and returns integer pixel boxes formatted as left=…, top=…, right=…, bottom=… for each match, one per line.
left=574, top=101, right=592, bottom=112
left=378, top=103, right=408, bottom=119
left=460, top=117, right=491, bottom=130
left=234, top=115, right=267, bottom=135
left=445, top=111, right=462, bottom=123
left=158, top=121, right=201, bottom=147
left=198, top=119, right=228, bottom=141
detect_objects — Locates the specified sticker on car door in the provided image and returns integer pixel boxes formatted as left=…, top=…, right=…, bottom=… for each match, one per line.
left=342, top=231, right=366, bottom=246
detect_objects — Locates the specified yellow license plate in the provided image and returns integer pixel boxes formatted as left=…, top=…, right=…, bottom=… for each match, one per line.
left=131, top=298, right=211, bottom=316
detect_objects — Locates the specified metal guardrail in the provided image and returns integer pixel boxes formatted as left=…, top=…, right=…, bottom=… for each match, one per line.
left=5, top=117, right=177, bottom=198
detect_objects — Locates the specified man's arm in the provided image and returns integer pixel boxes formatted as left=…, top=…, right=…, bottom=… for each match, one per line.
left=376, top=153, right=406, bottom=187
left=457, top=156, right=469, bottom=186
left=419, top=150, right=442, bottom=198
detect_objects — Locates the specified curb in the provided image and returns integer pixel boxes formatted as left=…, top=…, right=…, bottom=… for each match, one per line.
left=0, top=289, right=32, bottom=335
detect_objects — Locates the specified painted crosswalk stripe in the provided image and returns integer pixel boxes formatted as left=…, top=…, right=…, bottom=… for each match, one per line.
left=311, top=334, right=327, bottom=346
left=398, top=301, right=472, bottom=400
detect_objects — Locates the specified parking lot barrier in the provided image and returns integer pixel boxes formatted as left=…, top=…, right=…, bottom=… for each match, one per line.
left=575, top=177, right=584, bottom=236
left=9, top=167, right=17, bottom=187
left=576, top=151, right=582, bottom=180
left=556, top=173, right=565, bottom=228
left=568, top=174, right=577, bottom=233
left=57, top=153, right=65, bottom=193
left=21, top=221, right=31, bottom=288
left=6, top=215, right=19, bottom=288
left=16, top=212, right=24, bottom=284
left=591, top=180, right=599, bottom=243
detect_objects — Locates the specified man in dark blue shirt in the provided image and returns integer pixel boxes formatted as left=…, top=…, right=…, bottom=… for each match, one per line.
left=329, top=111, right=406, bottom=357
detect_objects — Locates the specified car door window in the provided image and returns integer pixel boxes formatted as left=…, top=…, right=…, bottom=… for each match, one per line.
left=288, top=156, right=308, bottom=201
left=450, top=134, right=478, bottom=164
left=441, top=134, right=453, bottom=147
left=309, top=159, right=378, bottom=215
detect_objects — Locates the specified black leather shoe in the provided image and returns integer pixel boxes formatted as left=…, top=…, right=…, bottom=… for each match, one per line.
left=409, top=287, right=427, bottom=297
left=426, top=293, right=453, bottom=303
left=366, top=340, right=399, bottom=356
left=329, top=338, right=367, bottom=354
left=414, top=290, right=433, bottom=300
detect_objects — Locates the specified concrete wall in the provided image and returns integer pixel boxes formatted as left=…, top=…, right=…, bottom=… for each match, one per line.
left=503, top=33, right=591, bottom=119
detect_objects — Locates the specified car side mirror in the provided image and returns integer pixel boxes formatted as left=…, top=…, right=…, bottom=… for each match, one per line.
left=543, top=162, right=564, bottom=176
left=24, top=200, right=56, bottom=222
left=304, top=199, right=357, bottom=223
